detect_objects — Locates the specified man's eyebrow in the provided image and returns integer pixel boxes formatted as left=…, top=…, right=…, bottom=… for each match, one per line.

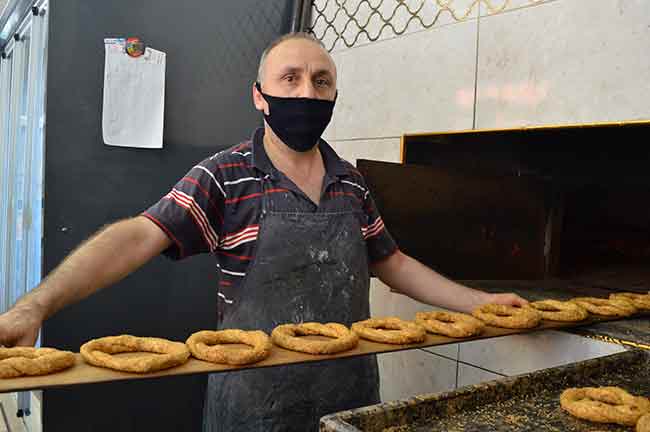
left=275, top=65, right=303, bottom=76
left=274, top=65, right=334, bottom=78
left=313, top=69, right=334, bottom=78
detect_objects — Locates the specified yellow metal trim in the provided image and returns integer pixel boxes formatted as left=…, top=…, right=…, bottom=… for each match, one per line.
left=400, top=134, right=406, bottom=164
left=576, top=333, right=650, bottom=351
left=403, top=119, right=650, bottom=139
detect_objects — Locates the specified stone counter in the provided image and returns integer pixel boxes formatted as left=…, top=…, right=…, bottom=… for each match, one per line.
left=320, top=349, right=650, bottom=432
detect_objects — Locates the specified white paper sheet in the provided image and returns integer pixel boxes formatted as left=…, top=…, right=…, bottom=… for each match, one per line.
left=102, top=38, right=166, bottom=149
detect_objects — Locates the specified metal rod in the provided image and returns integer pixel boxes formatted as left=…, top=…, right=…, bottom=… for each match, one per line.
left=290, top=0, right=304, bottom=33
left=299, top=0, right=312, bottom=32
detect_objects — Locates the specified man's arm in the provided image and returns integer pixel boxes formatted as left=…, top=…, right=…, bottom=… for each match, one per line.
left=371, top=250, right=527, bottom=314
left=0, top=215, right=172, bottom=346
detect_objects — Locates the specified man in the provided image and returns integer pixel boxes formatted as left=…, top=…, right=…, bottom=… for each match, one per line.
left=0, top=32, right=526, bottom=431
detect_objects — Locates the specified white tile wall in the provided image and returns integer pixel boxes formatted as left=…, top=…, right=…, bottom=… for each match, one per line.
left=377, top=349, right=457, bottom=401
left=457, top=330, right=626, bottom=376
left=324, top=18, right=478, bottom=142
left=479, top=0, right=554, bottom=16
left=476, top=0, right=650, bottom=128
left=377, top=331, right=626, bottom=401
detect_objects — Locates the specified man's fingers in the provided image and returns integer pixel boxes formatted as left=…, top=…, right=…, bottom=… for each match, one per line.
left=15, top=337, right=34, bottom=347
left=0, top=316, right=39, bottom=347
left=512, top=295, right=529, bottom=306
left=16, top=330, right=38, bottom=347
left=492, top=293, right=529, bottom=307
left=0, top=334, right=18, bottom=348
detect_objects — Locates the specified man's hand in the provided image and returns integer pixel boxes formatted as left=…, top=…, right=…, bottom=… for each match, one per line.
left=0, top=301, right=45, bottom=347
left=372, top=250, right=531, bottom=313
left=0, top=216, right=171, bottom=348
left=481, top=292, right=529, bottom=308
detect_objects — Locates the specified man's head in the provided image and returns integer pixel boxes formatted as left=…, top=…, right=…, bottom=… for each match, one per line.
left=253, top=32, right=338, bottom=153
left=253, top=32, right=337, bottom=112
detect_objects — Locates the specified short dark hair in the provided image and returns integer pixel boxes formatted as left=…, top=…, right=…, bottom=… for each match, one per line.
left=257, top=32, right=327, bottom=83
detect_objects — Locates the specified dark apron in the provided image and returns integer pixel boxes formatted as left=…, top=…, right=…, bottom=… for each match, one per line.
left=203, top=176, right=380, bottom=431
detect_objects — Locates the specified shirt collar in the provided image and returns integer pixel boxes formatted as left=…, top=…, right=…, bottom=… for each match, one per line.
left=251, top=127, right=348, bottom=179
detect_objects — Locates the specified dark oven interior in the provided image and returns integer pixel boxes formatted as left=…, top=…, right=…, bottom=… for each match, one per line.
left=358, top=122, right=650, bottom=292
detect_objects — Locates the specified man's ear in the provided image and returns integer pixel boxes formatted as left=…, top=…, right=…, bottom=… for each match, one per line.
left=252, top=82, right=269, bottom=115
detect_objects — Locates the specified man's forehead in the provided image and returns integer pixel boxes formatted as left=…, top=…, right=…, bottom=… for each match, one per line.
left=265, top=38, right=336, bottom=75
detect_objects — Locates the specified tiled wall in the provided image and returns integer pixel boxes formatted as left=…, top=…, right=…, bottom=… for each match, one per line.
left=310, top=0, right=646, bottom=402
left=313, top=0, right=650, bottom=150
left=474, top=0, right=650, bottom=128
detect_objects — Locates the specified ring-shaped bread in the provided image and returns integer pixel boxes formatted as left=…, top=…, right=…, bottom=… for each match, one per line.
left=80, top=335, right=190, bottom=373
left=186, top=329, right=272, bottom=365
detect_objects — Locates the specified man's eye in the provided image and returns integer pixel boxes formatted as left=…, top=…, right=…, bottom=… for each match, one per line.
left=285, top=75, right=296, bottom=82
left=316, top=78, right=330, bottom=87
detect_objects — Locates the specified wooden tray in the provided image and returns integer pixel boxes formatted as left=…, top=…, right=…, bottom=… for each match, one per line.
left=0, top=313, right=646, bottom=394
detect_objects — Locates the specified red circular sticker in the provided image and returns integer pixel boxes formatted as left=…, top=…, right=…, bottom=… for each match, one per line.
left=126, top=37, right=144, bottom=58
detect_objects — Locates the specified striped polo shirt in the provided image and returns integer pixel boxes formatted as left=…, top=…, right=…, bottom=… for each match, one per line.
left=142, top=127, right=398, bottom=293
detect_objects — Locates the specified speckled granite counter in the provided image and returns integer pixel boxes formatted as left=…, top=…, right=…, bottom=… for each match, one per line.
left=320, top=349, right=650, bottom=432
left=465, top=280, right=650, bottom=350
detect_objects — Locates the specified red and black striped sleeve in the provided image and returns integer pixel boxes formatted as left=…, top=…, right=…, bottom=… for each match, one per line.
left=142, top=157, right=226, bottom=260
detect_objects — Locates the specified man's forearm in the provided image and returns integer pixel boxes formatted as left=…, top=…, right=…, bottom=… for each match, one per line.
left=14, top=216, right=170, bottom=320
left=371, top=251, right=490, bottom=314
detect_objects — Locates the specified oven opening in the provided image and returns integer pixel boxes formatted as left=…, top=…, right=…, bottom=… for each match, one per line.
left=359, top=121, right=650, bottom=292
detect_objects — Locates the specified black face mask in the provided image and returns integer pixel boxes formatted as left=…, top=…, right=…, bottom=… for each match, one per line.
left=255, top=81, right=336, bottom=152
